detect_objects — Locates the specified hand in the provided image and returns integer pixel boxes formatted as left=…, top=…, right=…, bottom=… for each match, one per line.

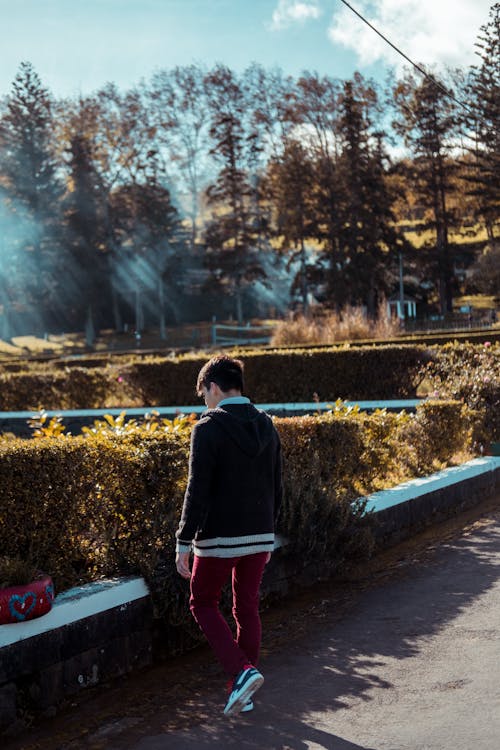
left=265, top=552, right=271, bottom=565
left=176, top=551, right=192, bottom=579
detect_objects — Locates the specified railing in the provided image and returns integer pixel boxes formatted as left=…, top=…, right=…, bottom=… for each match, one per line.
left=404, top=319, right=494, bottom=333
left=211, top=323, right=272, bottom=347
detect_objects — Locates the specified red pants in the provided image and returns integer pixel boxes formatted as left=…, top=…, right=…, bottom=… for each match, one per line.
left=189, top=552, right=268, bottom=678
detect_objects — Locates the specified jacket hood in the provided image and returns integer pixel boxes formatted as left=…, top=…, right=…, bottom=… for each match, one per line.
left=205, top=403, right=274, bottom=457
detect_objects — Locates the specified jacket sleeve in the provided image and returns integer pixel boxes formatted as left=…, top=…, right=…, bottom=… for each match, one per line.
left=175, top=421, right=216, bottom=553
left=274, top=431, right=283, bottom=527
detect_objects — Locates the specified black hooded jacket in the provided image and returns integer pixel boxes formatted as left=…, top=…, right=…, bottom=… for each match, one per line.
left=176, top=402, right=282, bottom=558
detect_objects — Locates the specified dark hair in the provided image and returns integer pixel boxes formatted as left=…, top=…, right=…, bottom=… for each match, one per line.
left=196, top=355, right=244, bottom=396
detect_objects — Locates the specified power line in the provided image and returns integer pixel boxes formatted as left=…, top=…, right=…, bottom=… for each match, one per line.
left=337, top=0, right=475, bottom=116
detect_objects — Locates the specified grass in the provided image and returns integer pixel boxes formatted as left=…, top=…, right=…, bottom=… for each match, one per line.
left=0, top=328, right=202, bottom=359
left=11, top=335, right=66, bottom=353
left=400, top=222, right=489, bottom=249
left=270, top=304, right=402, bottom=347
left=453, top=295, right=497, bottom=310
left=0, top=339, right=25, bottom=356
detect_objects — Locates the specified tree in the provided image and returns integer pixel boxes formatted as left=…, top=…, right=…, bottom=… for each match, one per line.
left=147, top=65, right=211, bottom=247
left=393, top=69, right=460, bottom=314
left=61, top=105, right=108, bottom=332
left=289, top=72, right=400, bottom=313
left=109, top=178, right=181, bottom=332
left=266, top=139, right=317, bottom=312
left=462, top=2, right=500, bottom=240
left=58, top=94, right=127, bottom=332
left=0, top=62, right=63, bottom=331
left=244, top=63, right=295, bottom=162
left=468, top=241, right=500, bottom=296
left=58, top=86, right=180, bottom=333
left=203, top=65, right=266, bottom=323
left=291, top=72, right=341, bottom=161
left=286, top=73, right=344, bottom=307
left=335, top=76, right=402, bottom=315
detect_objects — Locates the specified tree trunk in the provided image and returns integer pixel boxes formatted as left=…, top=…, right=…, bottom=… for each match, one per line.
left=430, top=156, right=452, bottom=316
left=158, top=278, right=166, bottom=340
left=235, top=285, right=243, bottom=325
left=135, top=288, right=144, bottom=332
left=1, top=304, right=11, bottom=340
left=85, top=305, right=95, bottom=347
left=111, top=284, right=122, bottom=332
left=300, top=237, right=309, bottom=316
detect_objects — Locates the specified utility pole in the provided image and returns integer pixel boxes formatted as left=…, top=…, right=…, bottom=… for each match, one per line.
left=399, top=251, right=405, bottom=323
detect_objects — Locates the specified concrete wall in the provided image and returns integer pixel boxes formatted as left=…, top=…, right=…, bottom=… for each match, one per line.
left=0, top=579, right=152, bottom=734
left=368, top=457, right=500, bottom=546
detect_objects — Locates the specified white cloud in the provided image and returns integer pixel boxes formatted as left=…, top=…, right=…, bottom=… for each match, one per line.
left=327, top=0, right=492, bottom=71
left=270, top=1, right=322, bottom=31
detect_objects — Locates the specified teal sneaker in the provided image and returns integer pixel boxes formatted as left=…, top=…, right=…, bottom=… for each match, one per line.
left=223, top=665, right=264, bottom=716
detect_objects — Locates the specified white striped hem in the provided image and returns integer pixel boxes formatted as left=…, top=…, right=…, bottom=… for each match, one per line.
left=194, top=542, right=274, bottom=558
left=176, top=534, right=288, bottom=556
left=192, top=533, right=274, bottom=558
left=194, top=533, right=275, bottom=549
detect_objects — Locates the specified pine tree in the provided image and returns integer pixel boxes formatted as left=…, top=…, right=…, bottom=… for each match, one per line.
left=336, top=76, right=401, bottom=315
left=0, top=62, right=63, bottom=330
left=393, top=70, right=460, bottom=314
left=463, top=2, right=500, bottom=240
left=266, top=140, right=317, bottom=312
left=203, top=65, right=266, bottom=323
left=62, top=114, right=107, bottom=331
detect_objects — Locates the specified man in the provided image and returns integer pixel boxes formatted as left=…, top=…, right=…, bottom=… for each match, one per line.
left=175, top=355, right=282, bottom=716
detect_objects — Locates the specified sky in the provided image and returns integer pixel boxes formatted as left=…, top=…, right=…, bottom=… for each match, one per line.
left=0, top=0, right=493, bottom=99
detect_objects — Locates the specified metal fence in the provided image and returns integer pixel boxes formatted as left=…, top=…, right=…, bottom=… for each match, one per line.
left=404, top=319, right=494, bottom=333
left=211, top=324, right=272, bottom=347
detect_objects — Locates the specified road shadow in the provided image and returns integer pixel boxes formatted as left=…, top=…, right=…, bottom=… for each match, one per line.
left=134, top=725, right=378, bottom=750
left=6, top=511, right=500, bottom=750
left=125, top=516, right=500, bottom=750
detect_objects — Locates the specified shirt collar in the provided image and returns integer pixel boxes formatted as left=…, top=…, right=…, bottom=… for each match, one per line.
left=217, top=396, right=251, bottom=407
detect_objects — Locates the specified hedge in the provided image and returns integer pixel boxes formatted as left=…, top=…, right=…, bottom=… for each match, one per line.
left=422, top=342, right=500, bottom=441
left=0, top=345, right=430, bottom=411
left=0, top=343, right=497, bottom=447
left=0, top=433, right=189, bottom=591
left=0, top=400, right=476, bottom=621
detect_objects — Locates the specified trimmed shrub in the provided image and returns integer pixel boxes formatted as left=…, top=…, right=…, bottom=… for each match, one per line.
left=392, top=400, right=477, bottom=476
left=0, top=557, right=38, bottom=589
left=120, top=357, right=201, bottom=407
left=276, top=415, right=374, bottom=567
left=0, top=399, right=475, bottom=623
left=0, top=434, right=189, bottom=592
left=275, top=399, right=475, bottom=563
left=422, top=342, right=500, bottom=442
left=5, top=343, right=496, bottom=429
left=0, top=345, right=430, bottom=410
left=119, top=345, right=429, bottom=406
left=0, top=368, right=111, bottom=411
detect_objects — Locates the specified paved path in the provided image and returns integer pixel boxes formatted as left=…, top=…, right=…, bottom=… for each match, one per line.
left=9, top=504, right=500, bottom=750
